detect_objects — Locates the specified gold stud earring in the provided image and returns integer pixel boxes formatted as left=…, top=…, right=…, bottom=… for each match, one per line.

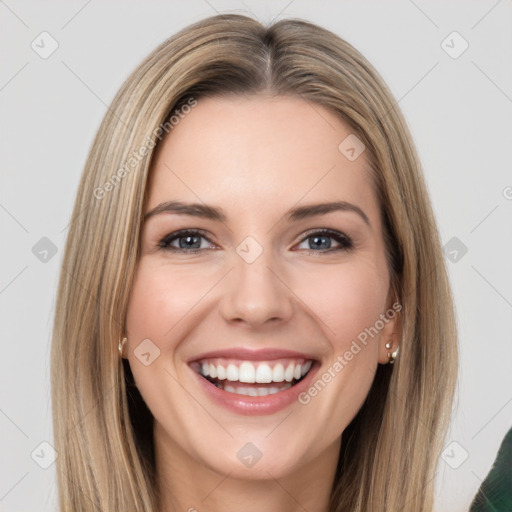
left=387, top=346, right=399, bottom=364
left=118, top=337, right=127, bottom=358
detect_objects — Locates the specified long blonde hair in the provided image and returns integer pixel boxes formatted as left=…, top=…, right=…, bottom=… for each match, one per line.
left=51, top=14, right=457, bottom=511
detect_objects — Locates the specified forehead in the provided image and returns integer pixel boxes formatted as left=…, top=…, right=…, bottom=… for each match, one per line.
left=146, top=95, right=377, bottom=222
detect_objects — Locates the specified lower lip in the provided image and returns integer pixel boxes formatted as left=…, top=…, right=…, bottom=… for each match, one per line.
left=191, top=363, right=318, bottom=416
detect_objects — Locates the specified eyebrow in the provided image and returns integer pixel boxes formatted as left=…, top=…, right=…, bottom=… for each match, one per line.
left=144, top=200, right=370, bottom=226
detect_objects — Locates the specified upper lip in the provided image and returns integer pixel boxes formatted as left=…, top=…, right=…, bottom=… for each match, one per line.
left=188, top=347, right=317, bottom=363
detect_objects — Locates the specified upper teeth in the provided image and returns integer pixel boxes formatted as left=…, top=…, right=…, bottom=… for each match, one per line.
left=199, top=360, right=312, bottom=384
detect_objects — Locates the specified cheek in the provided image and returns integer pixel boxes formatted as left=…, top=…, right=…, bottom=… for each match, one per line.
left=294, top=259, right=389, bottom=347
left=125, top=259, right=216, bottom=343
left=289, top=263, right=388, bottom=435
left=124, top=260, right=215, bottom=436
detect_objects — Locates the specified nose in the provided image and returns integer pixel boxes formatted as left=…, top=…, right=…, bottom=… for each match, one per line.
left=219, top=246, right=294, bottom=329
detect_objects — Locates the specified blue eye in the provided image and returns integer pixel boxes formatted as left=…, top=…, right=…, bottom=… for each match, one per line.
left=158, top=228, right=353, bottom=254
left=158, top=230, right=214, bottom=253
left=296, top=229, right=353, bottom=252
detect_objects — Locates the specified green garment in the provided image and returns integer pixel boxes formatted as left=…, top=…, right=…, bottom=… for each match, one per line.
left=469, top=426, right=512, bottom=511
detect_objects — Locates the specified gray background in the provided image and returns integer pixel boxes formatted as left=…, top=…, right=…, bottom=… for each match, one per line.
left=1, top=1, right=511, bottom=510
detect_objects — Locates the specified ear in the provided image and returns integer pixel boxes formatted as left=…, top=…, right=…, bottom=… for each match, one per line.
left=377, top=286, right=402, bottom=364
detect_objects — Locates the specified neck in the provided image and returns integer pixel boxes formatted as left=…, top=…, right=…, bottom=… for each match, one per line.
left=154, top=421, right=339, bottom=512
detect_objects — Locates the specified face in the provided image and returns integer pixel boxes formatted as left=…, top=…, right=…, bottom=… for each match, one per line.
left=125, top=94, right=400, bottom=482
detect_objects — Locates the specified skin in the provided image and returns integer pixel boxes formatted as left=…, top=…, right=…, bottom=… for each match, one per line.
left=124, top=94, right=401, bottom=512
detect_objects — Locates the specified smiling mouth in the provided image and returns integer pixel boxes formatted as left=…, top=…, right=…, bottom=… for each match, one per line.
left=191, top=358, right=313, bottom=397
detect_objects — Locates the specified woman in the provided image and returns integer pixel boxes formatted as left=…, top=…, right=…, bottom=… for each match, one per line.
left=51, top=13, right=458, bottom=512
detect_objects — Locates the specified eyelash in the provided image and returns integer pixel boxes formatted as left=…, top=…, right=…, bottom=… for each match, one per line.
left=157, top=228, right=354, bottom=254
